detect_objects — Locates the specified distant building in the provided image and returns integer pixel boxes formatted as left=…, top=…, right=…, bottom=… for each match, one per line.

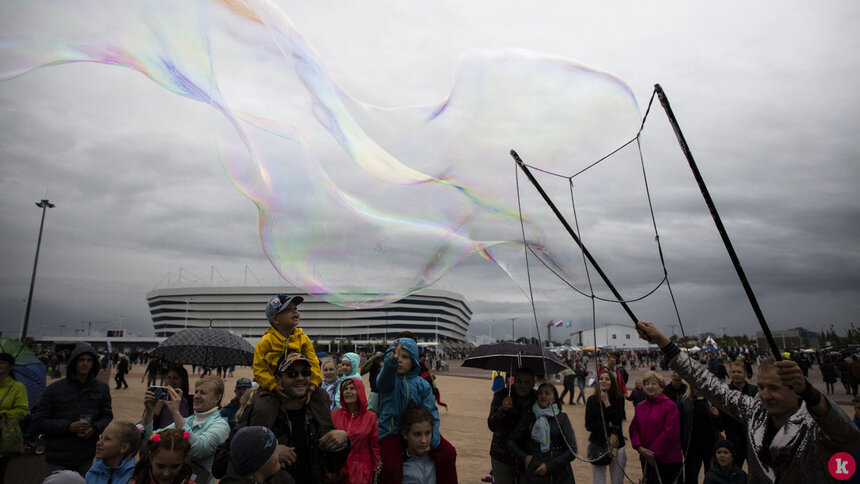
left=145, top=286, right=473, bottom=355
left=757, top=327, right=819, bottom=350
left=570, top=323, right=650, bottom=350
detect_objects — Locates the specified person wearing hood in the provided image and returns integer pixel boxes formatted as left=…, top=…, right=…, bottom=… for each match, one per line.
left=331, top=352, right=361, bottom=410
left=332, top=377, right=379, bottom=484
left=629, top=370, right=682, bottom=484
left=33, top=343, right=114, bottom=478
left=376, top=336, right=457, bottom=484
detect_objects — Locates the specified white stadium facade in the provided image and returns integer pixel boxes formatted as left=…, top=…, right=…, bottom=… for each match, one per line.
left=145, top=286, right=473, bottom=355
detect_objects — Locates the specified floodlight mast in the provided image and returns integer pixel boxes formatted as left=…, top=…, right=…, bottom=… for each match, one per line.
left=21, top=199, right=55, bottom=342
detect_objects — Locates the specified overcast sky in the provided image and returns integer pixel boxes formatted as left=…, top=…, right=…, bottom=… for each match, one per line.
left=1, top=1, right=858, bottom=344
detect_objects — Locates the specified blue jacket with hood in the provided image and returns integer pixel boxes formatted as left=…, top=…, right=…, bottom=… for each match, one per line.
left=376, top=338, right=440, bottom=449
left=33, top=344, right=113, bottom=468
left=85, top=455, right=136, bottom=484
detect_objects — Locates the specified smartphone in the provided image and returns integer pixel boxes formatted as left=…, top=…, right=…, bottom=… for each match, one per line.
left=149, top=386, right=170, bottom=400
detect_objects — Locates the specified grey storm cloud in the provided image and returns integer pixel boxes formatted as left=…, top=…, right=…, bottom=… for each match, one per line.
left=1, top=1, right=858, bottom=342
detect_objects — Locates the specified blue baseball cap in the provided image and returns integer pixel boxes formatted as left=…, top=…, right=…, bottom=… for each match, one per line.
left=265, top=294, right=304, bottom=321
left=235, top=377, right=253, bottom=388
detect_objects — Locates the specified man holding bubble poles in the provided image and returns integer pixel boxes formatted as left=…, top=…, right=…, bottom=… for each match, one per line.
left=635, top=321, right=860, bottom=483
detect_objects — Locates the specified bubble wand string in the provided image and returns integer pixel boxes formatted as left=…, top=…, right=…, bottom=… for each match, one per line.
left=510, top=149, right=642, bottom=330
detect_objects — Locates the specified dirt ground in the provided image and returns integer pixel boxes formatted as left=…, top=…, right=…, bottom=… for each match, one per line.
left=9, top=359, right=854, bottom=483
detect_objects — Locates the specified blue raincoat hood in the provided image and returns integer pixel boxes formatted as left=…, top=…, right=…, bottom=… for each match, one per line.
left=384, top=338, right=420, bottom=377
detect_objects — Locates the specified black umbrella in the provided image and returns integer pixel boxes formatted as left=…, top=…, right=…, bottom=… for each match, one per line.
left=461, top=342, right=569, bottom=375
left=151, top=328, right=255, bottom=367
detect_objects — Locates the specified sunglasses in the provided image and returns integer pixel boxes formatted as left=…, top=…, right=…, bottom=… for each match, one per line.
left=282, top=368, right=311, bottom=379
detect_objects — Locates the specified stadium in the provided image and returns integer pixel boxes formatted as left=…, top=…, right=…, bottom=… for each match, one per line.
left=145, top=286, right=473, bottom=355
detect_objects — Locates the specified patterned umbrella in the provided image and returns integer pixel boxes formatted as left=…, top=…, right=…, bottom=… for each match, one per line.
left=0, top=337, right=46, bottom=409
left=150, top=328, right=255, bottom=367
left=461, top=342, right=569, bottom=375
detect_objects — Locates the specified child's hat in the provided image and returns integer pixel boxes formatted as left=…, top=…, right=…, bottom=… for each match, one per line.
left=231, top=426, right=278, bottom=476
left=714, top=439, right=736, bottom=457
left=235, top=377, right=253, bottom=388
left=265, top=294, right=304, bottom=320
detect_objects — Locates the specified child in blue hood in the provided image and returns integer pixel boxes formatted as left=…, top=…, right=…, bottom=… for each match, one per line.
left=376, top=337, right=458, bottom=483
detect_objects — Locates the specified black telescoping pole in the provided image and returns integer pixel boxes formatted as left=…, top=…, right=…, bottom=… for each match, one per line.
left=654, top=84, right=782, bottom=361
left=510, top=150, right=639, bottom=326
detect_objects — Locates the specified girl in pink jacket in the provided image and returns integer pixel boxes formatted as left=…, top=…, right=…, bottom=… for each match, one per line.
left=629, top=371, right=682, bottom=484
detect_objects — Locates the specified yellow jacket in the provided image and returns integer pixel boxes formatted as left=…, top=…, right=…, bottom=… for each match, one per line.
left=0, top=376, right=28, bottom=420
left=253, top=327, right=321, bottom=390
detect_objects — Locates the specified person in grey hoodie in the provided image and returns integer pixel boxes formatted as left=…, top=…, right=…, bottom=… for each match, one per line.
left=636, top=321, right=860, bottom=484
left=33, top=344, right=113, bottom=477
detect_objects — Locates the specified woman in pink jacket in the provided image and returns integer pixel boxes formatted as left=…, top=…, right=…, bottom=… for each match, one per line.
left=629, top=371, right=682, bottom=484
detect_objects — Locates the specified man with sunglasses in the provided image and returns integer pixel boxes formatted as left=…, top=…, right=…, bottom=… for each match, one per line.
left=239, top=353, right=349, bottom=484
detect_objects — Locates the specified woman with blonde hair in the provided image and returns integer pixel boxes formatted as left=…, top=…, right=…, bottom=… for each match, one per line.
left=585, top=369, right=627, bottom=484
left=629, top=371, right=682, bottom=484
left=142, top=375, right=230, bottom=483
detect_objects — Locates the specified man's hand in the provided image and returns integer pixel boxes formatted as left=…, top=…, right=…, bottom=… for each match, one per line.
left=77, top=427, right=94, bottom=440
left=634, top=321, right=670, bottom=348
left=277, top=444, right=297, bottom=466
left=534, top=463, right=548, bottom=476
left=318, top=430, right=348, bottom=451
left=775, top=359, right=806, bottom=393
left=501, top=396, right=513, bottom=412
left=68, top=421, right=90, bottom=434
left=524, top=455, right=533, bottom=469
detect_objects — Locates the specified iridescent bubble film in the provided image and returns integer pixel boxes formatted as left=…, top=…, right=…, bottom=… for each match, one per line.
left=1, top=0, right=645, bottom=307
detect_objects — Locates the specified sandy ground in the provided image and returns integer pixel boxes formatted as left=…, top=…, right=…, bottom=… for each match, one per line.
left=9, top=359, right=854, bottom=483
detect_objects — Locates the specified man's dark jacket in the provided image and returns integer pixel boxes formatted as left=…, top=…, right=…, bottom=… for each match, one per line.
left=32, top=344, right=113, bottom=468
left=222, top=388, right=348, bottom=484
left=487, top=387, right=536, bottom=464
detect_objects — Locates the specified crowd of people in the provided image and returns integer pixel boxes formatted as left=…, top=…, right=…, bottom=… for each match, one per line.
left=7, top=309, right=860, bottom=483
left=483, top=323, right=860, bottom=484
left=18, top=293, right=456, bottom=484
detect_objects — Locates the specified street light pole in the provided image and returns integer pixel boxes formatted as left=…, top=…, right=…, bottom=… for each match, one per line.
left=508, top=317, right=518, bottom=342
left=21, top=199, right=55, bottom=342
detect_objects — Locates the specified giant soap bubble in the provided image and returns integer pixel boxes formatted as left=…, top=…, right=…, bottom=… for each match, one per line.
left=1, top=0, right=645, bottom=307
